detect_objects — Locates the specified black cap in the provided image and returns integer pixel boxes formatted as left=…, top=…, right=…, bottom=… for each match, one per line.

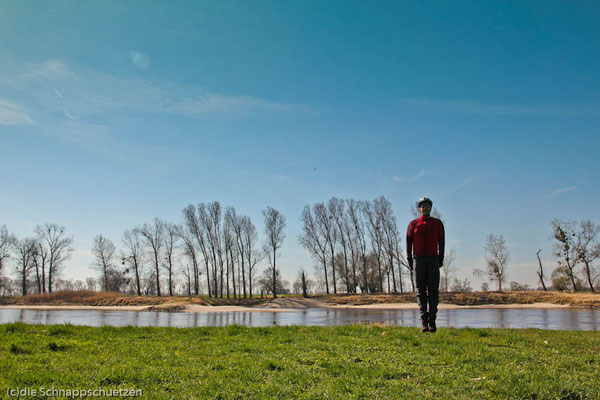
left=417, top=197, right=433, bottom=207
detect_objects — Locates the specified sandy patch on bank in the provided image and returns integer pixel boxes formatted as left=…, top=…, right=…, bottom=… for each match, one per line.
left=329, top=302, right=570, bottom=310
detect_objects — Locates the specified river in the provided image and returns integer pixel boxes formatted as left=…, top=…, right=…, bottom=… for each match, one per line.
left=1, top=308, right=599, bottom=330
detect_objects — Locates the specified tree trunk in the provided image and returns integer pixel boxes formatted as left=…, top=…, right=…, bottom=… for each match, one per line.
left=583, top=261, right=596, bottom=293
left=154, top=253, right=161, bottom=297
left=272, top=249, right=277, bottom=298
left=536, top=250, right=547, bottom=291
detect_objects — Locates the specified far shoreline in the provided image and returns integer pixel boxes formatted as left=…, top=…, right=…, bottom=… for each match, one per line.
left=0, top=301, right=572, bottom=313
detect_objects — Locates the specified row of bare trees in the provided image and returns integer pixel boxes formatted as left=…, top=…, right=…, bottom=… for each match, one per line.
left=299, top=196, right=415, bottom=294
left=0, top=224, right=74, bottom=296
left=473, top=219, right=600, bottom=293
left=90, top=202, right=280, bottom=297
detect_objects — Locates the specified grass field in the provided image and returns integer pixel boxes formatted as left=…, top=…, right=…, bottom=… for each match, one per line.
left=1, top=323, right=599, bottom=399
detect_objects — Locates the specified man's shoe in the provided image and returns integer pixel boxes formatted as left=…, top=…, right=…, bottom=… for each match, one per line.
left=421, top=316, right=430, bottom=333
left=428, top=318, right=437, bottom=333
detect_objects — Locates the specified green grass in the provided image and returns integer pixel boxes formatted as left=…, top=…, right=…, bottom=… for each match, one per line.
left=1, top=322, right=599, bottom=399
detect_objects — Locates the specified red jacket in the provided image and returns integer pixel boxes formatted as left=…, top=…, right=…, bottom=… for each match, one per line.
left=406, top=215, right=445, bottom=259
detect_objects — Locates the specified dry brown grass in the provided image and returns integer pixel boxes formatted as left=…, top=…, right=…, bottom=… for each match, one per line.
left=2, top=290, right=599, bottom=308
left=0, top=290, right=268, bottom=307
left=314, top=291, right=600, bottom=308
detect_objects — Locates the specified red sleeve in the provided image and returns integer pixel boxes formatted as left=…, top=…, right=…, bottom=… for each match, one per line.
left=438, top=219, right=445, bottom=258
left=406, top=220, right=414, bottom=259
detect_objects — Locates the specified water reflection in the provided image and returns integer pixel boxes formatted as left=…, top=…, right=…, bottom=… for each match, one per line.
left=0, top=308, right=598, bottom=330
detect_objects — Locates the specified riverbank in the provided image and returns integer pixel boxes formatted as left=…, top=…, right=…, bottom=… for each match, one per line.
left=0, top=290, right=598, bottom=312
left=1, top=323, right=598, bottom=399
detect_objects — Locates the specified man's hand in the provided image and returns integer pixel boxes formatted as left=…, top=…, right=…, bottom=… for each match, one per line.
left=438, top=255, right=444, bottom=268
left=408, top=257, right=413, bottom=271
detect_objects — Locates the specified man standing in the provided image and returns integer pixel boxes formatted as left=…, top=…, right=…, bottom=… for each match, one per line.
left=406, top=197, right=445, bottom=333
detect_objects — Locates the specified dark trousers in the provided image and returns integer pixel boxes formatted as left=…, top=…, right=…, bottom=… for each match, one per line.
left=415, top=256, right=440, bottom=320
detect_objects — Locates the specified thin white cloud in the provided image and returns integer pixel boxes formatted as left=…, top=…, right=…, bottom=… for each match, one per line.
left=410, top=169, right=425, bottom=182
left=7, top=60, right=300, bottom=121
left=0, top=99, right=35, bottom=125
left=458, top=175, right=477, bottom=188
left=551, top=186, right=578, bottom=197
left=392, top=175, right=404, bottom=183
left=400, top=98, right=600, bottom=117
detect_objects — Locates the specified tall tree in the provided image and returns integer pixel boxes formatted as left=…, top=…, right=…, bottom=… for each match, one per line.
left=32, top=241, right=48, bottom=293
left=363, top=199, right=384, bottom=292
left=347, top=199, right=369, bottom=293
left=475, top=233, right=509, bottom=291
left=15, top=237, right=37, bottom=295
left=262, top=207, right=286, bottom=298
left=552, top=220, right=580, bottom=291
left=182, top=204, right=212, bottom=297
left=379, top=197, right=399, bottom=294
left=243, top=216, right=260, bottom=298
left=440, top=249, right=457, bottom=292
left=299, top=205, right=329, bottom=294
left=138, top=218, right=165, bottom=296
left=329, top=198, right=352, bottom=293
left=314, top=202, right=337, bottom=293
left=163, top=222, right=180, bottom=296
left=232, top=215, right=250, bottom=298
left=122, top=228, right=145, bottom=296
left=175, top=224, right=200, bottom=295
left=91, top=234, right=117, bottom=291
left=35, top=223, right=74, bottom=293
left=562, top=220, right=599, bottom=292
left=224, top=208, right=238, bottom=299
left=0, top=225, right=15, bottom=277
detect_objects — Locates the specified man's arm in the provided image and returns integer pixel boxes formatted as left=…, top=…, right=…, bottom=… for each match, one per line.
left=438, top=220, right=445, bottom=267
left=406, top=221, right=414, bottom=270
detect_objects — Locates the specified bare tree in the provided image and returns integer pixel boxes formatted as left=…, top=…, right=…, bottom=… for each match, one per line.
left=474, top=234, right=509, bottom=291
left=224, top=208, right=238, bottom=299
left=35, top=223, right=74, bottom=293
left=292, top=269, right=312, bottom=297
left=122, top=228, right=145, bottom=296
left=91, top=234, right=117, bottom=291
left=15, top=237, right=37, bottom=295
left=243, top=216, right=260, bottom=297
left=536, top=249, right=548, bottom=291
left=199, top=202, right=225, bottom=297
left=138, top=218, right=165, bottom=296
left=163, top=223, right=180, bottom=296
left=175, top=224, right=200, bottom=295
left=182, top=204, right=212, bottom=297
left=262, top=207, right=286, bottom=298
left=299, top=205, right=329, bottom=294
left=363, top=199, right=384, bottom=292
left=257, top=266, right=289, bottom=296
left=0, top=225, right=15, bottom=277
left=314, top=202, right=337, bottom=293
left=232, top=215, right=250, bottom=298
left=451, top=278, right=472, bottom=292
left=379, top=197, right=400, bottom=294
left=561, top=220, right=599, bottom=292
left=440, top=248, right=457, bottom=292
left=552, top=220, right=580, bottom=291
left=31, top=241, right=48, bottom=293
left=329, top=198, right=352, bottom=293
left=347, top=199, right=369, bottom=293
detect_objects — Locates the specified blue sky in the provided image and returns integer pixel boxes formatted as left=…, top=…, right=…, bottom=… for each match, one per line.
left=1, top=1, right=599, bottom=289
